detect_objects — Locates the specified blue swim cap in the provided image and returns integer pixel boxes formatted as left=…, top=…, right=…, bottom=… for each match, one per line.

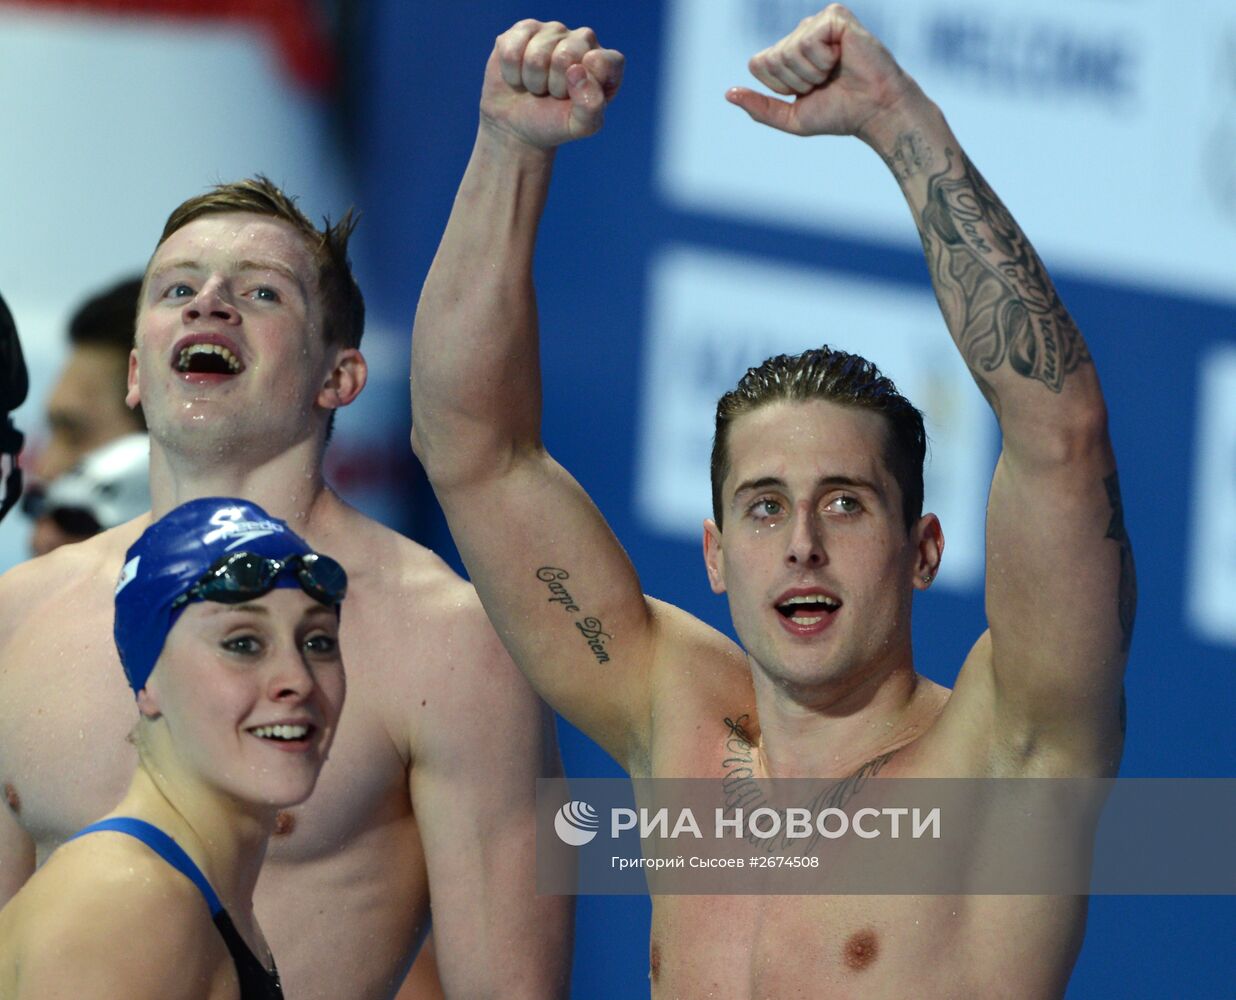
left=114, top=497, right=323, bottom=695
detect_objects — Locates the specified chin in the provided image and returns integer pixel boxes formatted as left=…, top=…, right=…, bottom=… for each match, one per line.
left=232, top=769, right=324, bottom=813
left=756, top=648, right=857, bottom=691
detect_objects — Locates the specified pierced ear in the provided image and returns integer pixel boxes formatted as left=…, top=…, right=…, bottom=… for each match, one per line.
left=125, top=348, right=141, bottom=409
left=136, top=685, right=161, bottom=720
left=912, top=513, right=944, bottom=590
left=703, top=519, right=727, bottom=595
left=317, top=348, right=368, bottom=410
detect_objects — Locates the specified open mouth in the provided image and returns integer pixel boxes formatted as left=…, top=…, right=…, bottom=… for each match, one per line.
left=248, top=723, right=315, bottom=743
left=174, top=342, right=243, bottom=375
left=775, top=593, right=841, bottom=627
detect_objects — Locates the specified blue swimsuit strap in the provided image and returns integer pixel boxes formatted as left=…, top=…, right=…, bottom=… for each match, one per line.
left=69, top=817, right=223, bottom=916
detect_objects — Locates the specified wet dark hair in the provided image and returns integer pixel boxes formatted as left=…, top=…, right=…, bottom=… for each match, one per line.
left=711, top=346, right=925, bottom=530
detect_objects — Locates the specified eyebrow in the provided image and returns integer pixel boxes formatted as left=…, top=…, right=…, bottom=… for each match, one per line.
left=204, top=600, right=336, bottom=619
left=210, top=602, right=271, bottom=616
left=235, top=259, right=307, bottom=295
left=731, top=474, right=883, bottom=503
left=147, top=258, right=307, bottom=296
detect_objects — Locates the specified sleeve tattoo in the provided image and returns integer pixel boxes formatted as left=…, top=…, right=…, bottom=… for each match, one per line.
left=896, top=131, right=1092, bottom=394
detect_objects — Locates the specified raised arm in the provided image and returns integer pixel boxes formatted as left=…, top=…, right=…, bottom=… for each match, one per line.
left=411, top=21, right=666, bottom=770
left=728, top=5, right=1132, bottom=771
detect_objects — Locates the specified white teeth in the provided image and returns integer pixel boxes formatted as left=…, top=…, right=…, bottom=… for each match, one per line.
left=781, top=594, right=840, bottom=609
left=176, top=342, right=241, bottom=373
left=251, top=724, right=309, bottom=741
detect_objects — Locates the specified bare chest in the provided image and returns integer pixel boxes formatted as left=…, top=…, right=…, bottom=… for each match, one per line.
left=652, top=893, right=1081, bottom=999
left=0, top=605, right=133, bottom=850
left=643, top=710, right=1082, bottom=999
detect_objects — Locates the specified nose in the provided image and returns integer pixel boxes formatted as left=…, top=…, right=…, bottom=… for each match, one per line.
left=182, top=277, right=240, bottom=326
left=267, top=648, right=315, bottom=703
left=784, top=502, right=826, bottom=568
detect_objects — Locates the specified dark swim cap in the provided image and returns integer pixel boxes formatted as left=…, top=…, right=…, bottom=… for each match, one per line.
left=114, top=497, right=331, bottom=695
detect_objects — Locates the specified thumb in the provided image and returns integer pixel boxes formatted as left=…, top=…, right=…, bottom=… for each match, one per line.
left=725, top=86, right=800, bottom=135
left=567, top=63, right=606, bottom=138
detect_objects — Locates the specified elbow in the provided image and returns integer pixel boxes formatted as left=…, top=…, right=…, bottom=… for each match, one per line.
left=411, top=419, right=537, bottom=494
left=1010, top=397, right=1111, bottom=470
left=410, top=421, right=473, bottom=492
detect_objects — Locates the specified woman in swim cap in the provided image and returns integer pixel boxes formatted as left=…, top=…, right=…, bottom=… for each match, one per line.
left=0, top=497, right=347, bottom=999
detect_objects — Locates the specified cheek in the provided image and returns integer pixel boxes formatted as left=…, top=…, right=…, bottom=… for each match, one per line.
left=323, top=672, right=347, bottom=724
left=169, top=673, right=254, bottom=729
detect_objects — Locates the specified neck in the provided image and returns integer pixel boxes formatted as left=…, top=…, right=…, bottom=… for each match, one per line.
left=112, top=763, right=271, bottom=915
left=148, top=434, right=330, bottom=531
left=748, top=653, right=935, bottom=779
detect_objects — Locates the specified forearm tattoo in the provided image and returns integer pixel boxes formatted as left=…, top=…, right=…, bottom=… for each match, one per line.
left=883, top=130, right=934, bottom=181
left=535, top=566, right=612, bottom=664
left=1103, top=472, right=1138, bottom=653
left=905, top=134, right=1091, bottom=394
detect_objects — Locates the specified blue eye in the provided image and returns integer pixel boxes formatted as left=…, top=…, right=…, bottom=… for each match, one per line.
left=252, top=286, right=280, bottom=303
left=750, top=498, right=783, bottom=519
left=827, top=495, right=861, bottom=514
left=223, top=635, right=262, bottom=656
left=304, top=633, right=338, bottom=655
left=165, top=283, right=194, bottom=299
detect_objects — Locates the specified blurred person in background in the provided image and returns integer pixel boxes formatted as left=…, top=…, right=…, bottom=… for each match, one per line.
left=22, top=277, right=150, bottom=554
left=23, top=431, right=150, bottom=555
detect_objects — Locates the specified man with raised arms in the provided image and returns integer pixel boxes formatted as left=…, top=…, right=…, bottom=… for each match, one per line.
left=411, top=6, right=1133, bottom=996
left=0, top=179, right=571, bottom=999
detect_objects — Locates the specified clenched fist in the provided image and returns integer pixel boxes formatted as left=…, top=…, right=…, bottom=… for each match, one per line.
left=481, top=19, right=625, bottom=151
left=726, top=4, right=925, bottom=145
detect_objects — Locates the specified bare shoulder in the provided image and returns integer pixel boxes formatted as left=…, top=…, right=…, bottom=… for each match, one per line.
left=0, top=519, right=145, bottom=634
left=323, top=501, right=495, bottom=635
left=641, top=598, right=757, bottom=774
left=911, top=630, right=1055, bottom=776
left=648, top=597, right=751, bottom=700
left=5, top=832, right=220, bottom=998
left=315, top=500, right=531, bottom=720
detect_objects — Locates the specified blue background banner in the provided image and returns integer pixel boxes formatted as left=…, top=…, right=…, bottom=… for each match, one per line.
left=362, top=3, right=1234, bottom=995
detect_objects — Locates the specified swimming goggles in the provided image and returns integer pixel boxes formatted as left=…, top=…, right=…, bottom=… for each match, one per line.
left=170, top=550, right=348, bottom=611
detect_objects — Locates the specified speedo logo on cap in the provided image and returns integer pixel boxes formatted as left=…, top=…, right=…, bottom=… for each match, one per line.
left=202, top=506, right=285, bottom=551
